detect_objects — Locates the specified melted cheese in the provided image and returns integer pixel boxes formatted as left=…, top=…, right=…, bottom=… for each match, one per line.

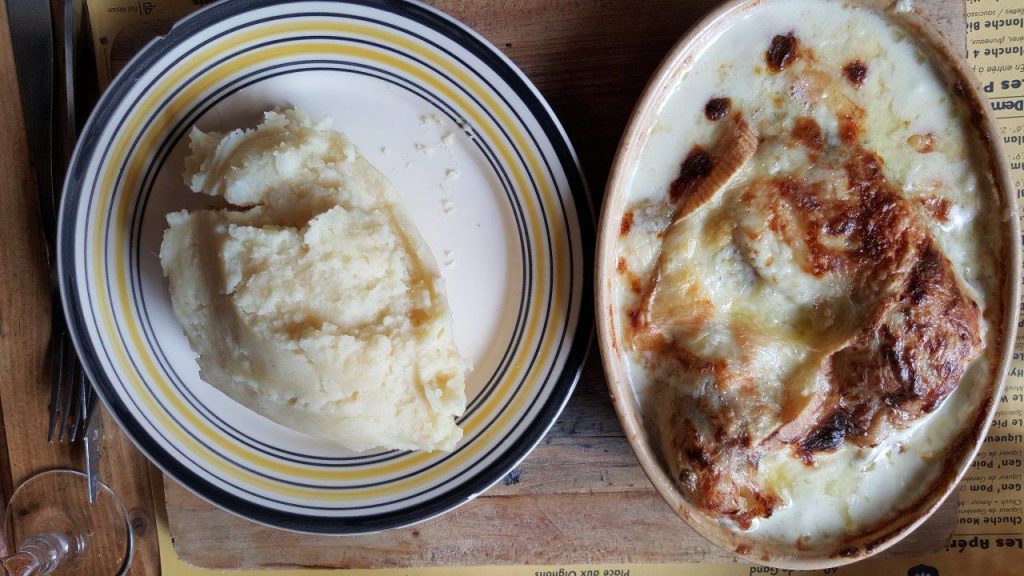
left=614, top=0, right=1002, bottom=548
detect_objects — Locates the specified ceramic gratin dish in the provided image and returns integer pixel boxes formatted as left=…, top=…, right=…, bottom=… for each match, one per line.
left=596, top=0, right=1019, bottom=568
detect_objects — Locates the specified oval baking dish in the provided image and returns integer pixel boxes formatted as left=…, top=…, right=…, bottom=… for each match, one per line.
left=596, top=0, right=1019, bottom=568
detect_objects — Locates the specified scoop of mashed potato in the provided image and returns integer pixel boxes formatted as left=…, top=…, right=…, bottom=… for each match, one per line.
left=159, top=109, right=467, bottom=452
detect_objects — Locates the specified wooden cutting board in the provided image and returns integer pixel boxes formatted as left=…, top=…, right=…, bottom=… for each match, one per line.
left=162, top=0, right=969, bottom=570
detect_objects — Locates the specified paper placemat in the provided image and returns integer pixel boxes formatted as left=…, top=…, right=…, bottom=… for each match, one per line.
left=83, top=0, right=1024, bottom=573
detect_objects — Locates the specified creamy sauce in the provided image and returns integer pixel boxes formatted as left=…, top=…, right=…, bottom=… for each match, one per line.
left=614, top=0, right=1002, bottom=547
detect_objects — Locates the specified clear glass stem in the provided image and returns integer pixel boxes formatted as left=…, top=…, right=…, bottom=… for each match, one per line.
left=0, top=532, right=80, bottom=576
left=2, top=470, right=131, bottom=575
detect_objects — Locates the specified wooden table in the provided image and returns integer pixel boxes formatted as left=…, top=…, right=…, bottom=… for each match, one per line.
left=0, top=1, right=161, bottom=574
left=0, top=0, right=968, bottom=573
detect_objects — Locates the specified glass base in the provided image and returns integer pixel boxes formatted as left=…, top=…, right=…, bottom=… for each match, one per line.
left=3, top=470, right=132, bottom=575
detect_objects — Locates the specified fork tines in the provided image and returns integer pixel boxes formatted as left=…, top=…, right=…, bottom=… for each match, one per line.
left=47, top=297, right=93, bottom=443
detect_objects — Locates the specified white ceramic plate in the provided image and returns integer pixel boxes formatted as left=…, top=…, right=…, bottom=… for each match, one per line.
left=58, top=0, right=592, bottom=533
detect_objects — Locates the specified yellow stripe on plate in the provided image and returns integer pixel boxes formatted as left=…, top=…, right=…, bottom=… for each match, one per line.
left=88, top=18, right=570, bottom=501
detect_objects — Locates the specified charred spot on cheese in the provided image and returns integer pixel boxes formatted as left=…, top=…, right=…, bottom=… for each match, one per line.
left=918, top=194, right=952, bottom=223
left=842, top=60, right=868, bottom=87
left=773, top=177, right=836, bottom=276
left=794, top=536, right=812, bottom=552
left=741, top=159, right=916, bottom=283
left=839, top=151, right=923, bottom=271
left=620, top=209, right=635, bottom=236
left=766, top=33, right=800, bottom=72
left=670, top=147, right=713, bottom=201
left=705, top=97, right=732, bottom=121
left=800, top=410, right=854, bottom=455
left=907, top=133, right=936, bottom=153
left=791, top=117, right=824, bottom=151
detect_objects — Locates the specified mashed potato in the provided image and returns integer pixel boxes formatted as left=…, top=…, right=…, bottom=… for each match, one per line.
left=160, top=109, right=467, bottom=452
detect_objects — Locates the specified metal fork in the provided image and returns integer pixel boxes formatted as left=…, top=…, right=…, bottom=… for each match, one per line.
left=54, top=0, right=102, bottom=505
left=46, top=318, right=94, bottom=443
left=47, top=311, right=101, bottom=505
left=46, top=0, right=94, bottom=444
left=15, top=0, right=103, bottom=502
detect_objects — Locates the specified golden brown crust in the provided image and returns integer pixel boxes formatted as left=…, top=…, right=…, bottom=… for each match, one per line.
left=631, top=29, right=987, bottom=527
left=791, top=117, right=824, bottom=152
left=666, top=409, right=781, bottom=529
left=821, top=240, right=982, bottom=446
left=917, top=194, right=951, bottom=222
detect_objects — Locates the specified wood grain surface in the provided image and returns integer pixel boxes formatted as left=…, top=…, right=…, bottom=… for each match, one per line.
left=0, top=2, right=159, bottom=574
left=0, top=0, right=968, bottom=573
left=164, top=376, right=960, bottom=569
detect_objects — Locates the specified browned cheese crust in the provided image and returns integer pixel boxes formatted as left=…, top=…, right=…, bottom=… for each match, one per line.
left=619, top=32, right=984, bottom=528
